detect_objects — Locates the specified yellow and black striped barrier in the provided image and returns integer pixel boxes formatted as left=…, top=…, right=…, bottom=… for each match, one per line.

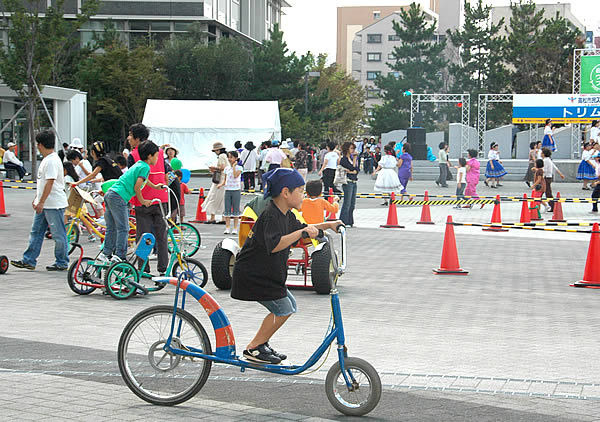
left=1, top=179, right=35, bottom=184
left=391, top=198, right=496, bottom=206
left=501, top=221, right=596, bottom=227
left=2, top=184, right=35, bottom=190
left=451, top=221, right=595, bottom=234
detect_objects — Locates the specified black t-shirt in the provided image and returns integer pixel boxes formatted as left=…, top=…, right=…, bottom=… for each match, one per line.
left=231, top=201, right=306, bottom=301
left=95, top=157, right=122, bottom=181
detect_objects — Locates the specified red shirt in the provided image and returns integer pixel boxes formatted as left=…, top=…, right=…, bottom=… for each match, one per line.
left=180, top=182, right=189, bottom=205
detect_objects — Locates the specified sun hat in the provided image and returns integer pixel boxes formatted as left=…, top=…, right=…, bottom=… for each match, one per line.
left=70, top=138, right=84, bottom=149
left=165, top=144, right=179, bottom=155
left=7, top=142, right=15, bottom=147
left=271, top=140, right=280, bottom=147
left=212, top=142, right=225, bottom=151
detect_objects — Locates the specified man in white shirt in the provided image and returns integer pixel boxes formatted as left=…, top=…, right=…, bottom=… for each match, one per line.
left=318, top=141, right=341, bottom=194
left=265, top=140, right=287, bottom=171
left=11, top=131, right=69, bottom=271
left=2, top=142, right=30, bottom=179
left=541, top=147, right=565, bottom=212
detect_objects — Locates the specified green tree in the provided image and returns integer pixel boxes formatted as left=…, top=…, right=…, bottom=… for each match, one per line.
left=250, top=23, right=311, bottom=102
left=448, top=0, right=506, bottom=93
left=162, top=29, right=253, bottom=100
left=447, top=0, right=508, bottom=127
left=0, top=0, right=98, bottom=174
left=75, top=45, right=172, bottom=151
left=504, top=0, right=545, bottom=93
left=370, top=2, right=448, bottom=135
left=534, top=12, right=581, bottom=93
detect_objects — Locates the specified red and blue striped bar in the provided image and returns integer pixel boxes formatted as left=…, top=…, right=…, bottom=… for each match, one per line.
left=155, top=277, right=236, bottom=359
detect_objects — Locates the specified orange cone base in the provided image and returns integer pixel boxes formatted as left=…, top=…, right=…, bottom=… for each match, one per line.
left=482, top=227, right=508, bottom=232
left=0, top=213, right=9, bottom=217
left=570, top=281, right=600, bottom=288
left=433, top=268, right=469, bottom=275
left=381, top=224, right=405, bottom=228
left=416, top=221, right=435, bottom=225
left=549, top=219, right=566, bottom=222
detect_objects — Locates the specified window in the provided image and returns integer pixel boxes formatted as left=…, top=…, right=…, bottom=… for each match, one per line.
left=151, top=21, right=170, bottom=31
left=367, top=34, right=382, bottom=44
left=373, top=11, right=380, bottom=19
left=388, top=52, right=396, bottom=60
left=366, top=71, right=381, bottom=80
left=366, top=88, right=381, bottom=99
left=174, top=22, right=192, bottom=31
left=367, top=53, right=381, bottom=62
left=388, top=34, right=401, bottom=41
left=390, top=71, right=400, bottom=79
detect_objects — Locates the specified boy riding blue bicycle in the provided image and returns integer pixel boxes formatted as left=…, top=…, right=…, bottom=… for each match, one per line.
left=231, top=168, right=341, bottom=364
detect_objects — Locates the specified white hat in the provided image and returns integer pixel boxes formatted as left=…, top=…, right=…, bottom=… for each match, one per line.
left=70, top=138, right=84, bottom=149
left=7, top=142, right=15, bottom=148
left=286, top=137, right=292, bottom=144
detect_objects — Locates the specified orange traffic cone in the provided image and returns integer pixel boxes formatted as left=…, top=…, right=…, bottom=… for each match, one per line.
left=326, top=188, right=337, bottom=221
left=530, top=190, right=543, bottom=221
left=571, top=223, right=600, bottom=288
left=483, top=194, right=508, bottom=232
left=549, top=192, right=566, bottom=222
left=0, top=181, right=9, bottom=217
left=519, top=193, right=530, bottom=223
left=380, top=192, right=404, bottom=228
left=191, top=187, right=207, bottom=223
left=433, top=215, right=468, bottom=275
left=416, top=190, right=434, bottom=225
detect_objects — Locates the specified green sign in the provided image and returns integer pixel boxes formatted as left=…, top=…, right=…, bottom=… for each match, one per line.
left=581, top=55, right=600, bottom=94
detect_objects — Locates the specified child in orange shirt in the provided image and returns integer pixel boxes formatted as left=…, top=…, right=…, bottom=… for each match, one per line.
left=301, top=180, right=339, bottom=224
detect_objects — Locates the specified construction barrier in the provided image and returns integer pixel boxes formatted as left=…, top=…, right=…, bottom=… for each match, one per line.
left=0, top=181, right=9, bottom=217
left=450, top=221, right=595, bottom=234
left=433, top=215, right=468, bottom=275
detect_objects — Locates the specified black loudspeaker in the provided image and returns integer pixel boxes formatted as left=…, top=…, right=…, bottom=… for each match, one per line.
left=413, top=112, right=424, bottom=128
left=407, top=127, right=427, bottom=160
left=411, top=144, right=428, bottom=160
left=407, top=127, right=426, bottom=145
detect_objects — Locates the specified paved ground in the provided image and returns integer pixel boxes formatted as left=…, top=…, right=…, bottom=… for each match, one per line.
left=2, top=176, right=600, bottom=421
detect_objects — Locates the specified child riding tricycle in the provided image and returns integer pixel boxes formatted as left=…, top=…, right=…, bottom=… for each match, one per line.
left=211, top=195, right=340, bottom=294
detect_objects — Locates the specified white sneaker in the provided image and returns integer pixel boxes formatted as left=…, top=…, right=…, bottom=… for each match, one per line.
left=95, top=253, right=110, bottom=265
left=148, top=253, right=158, bottom=260
left=110, top=255, right=123, bottom=265
left=231, top=229, right=238, bottom=235
left=224, top=228, right=230, bottom=234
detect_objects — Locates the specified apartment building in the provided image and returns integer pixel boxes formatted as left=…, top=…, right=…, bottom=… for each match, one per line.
left=351, top=11, right=438, bottom=113
left=0, top=0, right=291, bottom=48
left=491, top=2, right=585, bottom=36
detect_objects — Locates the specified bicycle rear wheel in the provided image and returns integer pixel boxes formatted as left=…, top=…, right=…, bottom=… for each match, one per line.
left=168, top=223, right=201, bottom=257
left=118, top=305, right=213, bottom=405
left=66, top=223, right=80, bottom=255
left=171, top=257, right=208, bottom=287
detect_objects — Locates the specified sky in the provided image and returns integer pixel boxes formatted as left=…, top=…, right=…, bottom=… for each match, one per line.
left=281, top=0, right=600, bottom=63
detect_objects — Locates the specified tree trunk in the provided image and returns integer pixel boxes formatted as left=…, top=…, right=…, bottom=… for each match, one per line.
left=28, top=98, right=37, bottom=177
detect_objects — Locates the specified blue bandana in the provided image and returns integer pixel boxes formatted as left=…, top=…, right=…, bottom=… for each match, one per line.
left=262, top=168, right=305, bottom=199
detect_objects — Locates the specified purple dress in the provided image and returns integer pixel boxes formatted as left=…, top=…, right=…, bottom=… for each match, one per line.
left=397, top=153, right=412, bottom=194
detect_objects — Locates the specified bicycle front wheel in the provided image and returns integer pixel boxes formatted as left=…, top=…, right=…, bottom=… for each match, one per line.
left=168, top=223, right=201, bottom=257
left=118, top=306, right=213, bottom=405
left=325, top=357, right=381, bottom=416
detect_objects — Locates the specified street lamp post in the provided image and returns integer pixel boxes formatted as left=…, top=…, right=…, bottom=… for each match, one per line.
left=304, top=71, right=321, bottom=114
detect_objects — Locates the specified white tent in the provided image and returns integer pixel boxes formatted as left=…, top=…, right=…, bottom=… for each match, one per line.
left=142, top=99, right=282, bottom=170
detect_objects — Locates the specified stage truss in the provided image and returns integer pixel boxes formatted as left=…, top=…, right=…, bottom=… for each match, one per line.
left=570, top=48, right=600, bottom=158
left=477, top=94, right=513, bottom=155
left=410, top=93, right=470, bottom=154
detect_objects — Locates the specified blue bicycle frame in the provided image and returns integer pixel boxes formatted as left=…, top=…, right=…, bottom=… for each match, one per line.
left=152, top=226, right=353, bottom=384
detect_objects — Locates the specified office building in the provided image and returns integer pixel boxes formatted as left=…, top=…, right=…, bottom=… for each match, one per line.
left=0, top=0, right=291, bottom=48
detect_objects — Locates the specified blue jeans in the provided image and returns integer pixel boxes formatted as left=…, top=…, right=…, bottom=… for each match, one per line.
left=223, top=190, right=241, bottom=216
left=340, top=181, right=357, bottom=226
left=23, top=208, right=68, bottom=268
left=104, top=190, right=130, bottom=260
left=259, top=290, right=297, bottom=317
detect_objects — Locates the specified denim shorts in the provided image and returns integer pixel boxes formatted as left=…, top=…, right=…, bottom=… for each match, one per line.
left=259, top=289, right=297, bottom=317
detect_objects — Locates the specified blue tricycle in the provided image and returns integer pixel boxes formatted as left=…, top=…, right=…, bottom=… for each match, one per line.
left=117, top=226, right=382, bottom=416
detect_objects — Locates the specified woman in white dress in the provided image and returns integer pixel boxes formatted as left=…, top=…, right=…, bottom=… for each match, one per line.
left=374, top=145, right=402, bottom=205
left=202, top=142, right=229, bottom=224
left=590, top=120, right=600, bottom=145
